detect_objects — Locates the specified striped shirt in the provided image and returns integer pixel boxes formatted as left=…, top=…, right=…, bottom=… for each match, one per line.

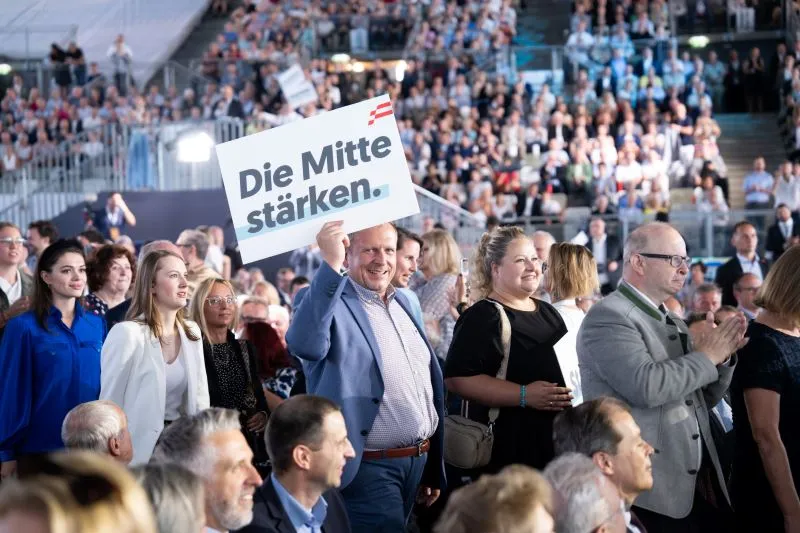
left=349, top=279, right=439, bottom=449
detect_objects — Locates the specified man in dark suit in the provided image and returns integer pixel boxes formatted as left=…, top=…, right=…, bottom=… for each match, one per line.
left=547, top=111, right=573, bottom=145
left=236, top=395, right=354, bottom=533
left=595, top=65, right=617, bottom=96
left=214, top=84, right=245, bottom=119
left=553, top=397, right=653, bottom=533
left=586, top=217, right=623, bottom=295
left=715, top=221, right=770, bottom=307
left=765, top=204, right=800, bottom=263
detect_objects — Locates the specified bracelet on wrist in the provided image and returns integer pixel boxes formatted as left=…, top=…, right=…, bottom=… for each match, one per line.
left=519, top=384, right=527, bottom=408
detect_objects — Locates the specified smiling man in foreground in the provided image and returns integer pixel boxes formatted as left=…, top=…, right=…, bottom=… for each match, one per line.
left=151, top=408, right=263, bottom=533
left=286, top=221, right=445, bottom=533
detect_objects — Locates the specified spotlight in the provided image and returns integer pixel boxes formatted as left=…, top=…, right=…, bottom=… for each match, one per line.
left=176, top=131, right=214, bottom=163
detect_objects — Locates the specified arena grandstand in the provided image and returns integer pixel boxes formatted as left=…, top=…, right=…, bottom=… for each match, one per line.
left=0, top=0, right=799, bottom=531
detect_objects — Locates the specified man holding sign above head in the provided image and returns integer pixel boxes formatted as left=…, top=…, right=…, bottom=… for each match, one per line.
left=285, top=220, right=445, bottom=533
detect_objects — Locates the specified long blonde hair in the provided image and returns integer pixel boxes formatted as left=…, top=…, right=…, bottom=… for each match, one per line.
left=189, top=277, right=239, bottom=340
left=545, top=243, right=600, bottom=302
left=470, top=226, right=528, bottom=300
left=422, top=229, right=462, bottom=278
left=126, top=250, right=199, bottom=341
left=0, top=451, right=157, bottom=533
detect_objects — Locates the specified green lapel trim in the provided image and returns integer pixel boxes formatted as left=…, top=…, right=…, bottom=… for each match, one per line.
left=617, top=283, right=664, bottom=322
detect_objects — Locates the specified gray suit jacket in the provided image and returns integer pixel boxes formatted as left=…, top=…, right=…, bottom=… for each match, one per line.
left=577, top=282, right=735, bottom=519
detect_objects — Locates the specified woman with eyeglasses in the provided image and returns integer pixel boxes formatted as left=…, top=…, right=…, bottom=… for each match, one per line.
left=544, top=243, right=600, bottom=406
left=100, top=250, right=209, bottom=466
left=445, top=226, right=570, bottom=473
left=188, top=277, right=269, bottom=467
left=0, top=240, right=105, bottom=481
left=0, top=223, right=34, bottom=340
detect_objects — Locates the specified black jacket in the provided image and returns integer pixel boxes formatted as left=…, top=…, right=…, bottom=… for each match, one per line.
left=585, top=234, right=623, bottom=289
left=105, top=297, right=132, bottom=330
left=714, top=256, right=770, bottom=307
left=203, top=332, right=270, bottom=464
left=234, top=479, right=351, bottom=533
left=765, top=220, right=800, bottom=262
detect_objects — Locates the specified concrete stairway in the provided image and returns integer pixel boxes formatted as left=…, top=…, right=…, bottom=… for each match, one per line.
left=715, top=113, right=786, bottom=209
left=514, top=0, right=572, bottom=71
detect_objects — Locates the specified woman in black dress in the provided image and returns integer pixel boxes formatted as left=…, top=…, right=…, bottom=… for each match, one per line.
left=188, top=277, right=269, bottom=470
left=445, top=226, right=570, bottom=471
left=731, top=245, right=800, bottom=533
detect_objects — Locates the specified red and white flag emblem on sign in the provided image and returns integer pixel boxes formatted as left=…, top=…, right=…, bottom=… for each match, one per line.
left=368, top=101, right=393, bottom=126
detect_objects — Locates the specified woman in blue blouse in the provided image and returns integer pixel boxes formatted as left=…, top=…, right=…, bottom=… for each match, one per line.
left=0, top=239, right=106, bottom=480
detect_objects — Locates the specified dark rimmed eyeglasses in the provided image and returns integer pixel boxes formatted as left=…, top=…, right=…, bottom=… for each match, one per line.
left=636, top=253, right=691, bottom=268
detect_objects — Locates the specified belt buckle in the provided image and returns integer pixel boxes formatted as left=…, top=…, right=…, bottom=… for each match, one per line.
left=416, top=441, right=424, bottom=457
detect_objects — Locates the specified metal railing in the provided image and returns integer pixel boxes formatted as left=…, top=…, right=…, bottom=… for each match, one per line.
left=0, top=118, right=486, bottom=250
left=668, top=0, right=787, bottom=35
left=0, top=24, right=79, bottom=63
left=396, top=186, right=486, bottom=253
left=511, top=208, right=775, bottom=258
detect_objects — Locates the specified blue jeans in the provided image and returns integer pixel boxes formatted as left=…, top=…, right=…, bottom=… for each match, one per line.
left=341, top=454, right=427, bottom=533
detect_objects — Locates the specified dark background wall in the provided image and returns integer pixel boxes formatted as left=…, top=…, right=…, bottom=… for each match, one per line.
left=52, top=190, right=293, bottom=282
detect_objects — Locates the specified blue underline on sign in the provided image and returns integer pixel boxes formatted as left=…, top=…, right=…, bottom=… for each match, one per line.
left=235, top=183, right=390, bottom=242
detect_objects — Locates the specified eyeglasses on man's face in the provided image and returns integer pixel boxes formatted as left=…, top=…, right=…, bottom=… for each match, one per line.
left=637, top=253, right=691, bottom=269
left=0, top=237, right=26, bottom=247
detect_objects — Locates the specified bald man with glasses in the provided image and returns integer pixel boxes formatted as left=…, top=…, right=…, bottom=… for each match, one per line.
left=577, top=222, right=748, bottom=533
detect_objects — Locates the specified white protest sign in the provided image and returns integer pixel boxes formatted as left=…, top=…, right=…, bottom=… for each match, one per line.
left=215, top=95, right=419, bottom=264
left=277, top=64, right=318, bottom=109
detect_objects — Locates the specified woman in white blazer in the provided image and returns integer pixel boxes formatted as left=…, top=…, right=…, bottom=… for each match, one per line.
left=100, top=250, right=209, bottom=465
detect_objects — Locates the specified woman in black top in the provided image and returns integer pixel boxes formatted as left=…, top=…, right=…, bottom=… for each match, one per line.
left=189, top=277, right=269, bottom=469
left=445, top=226, right=570, bottom=471
left=731, top=246, right=800, bottom=533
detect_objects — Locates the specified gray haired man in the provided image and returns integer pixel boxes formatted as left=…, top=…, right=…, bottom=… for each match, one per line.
left=544, top=452, right=626, bottom=533
left=61, top=400, right=133, bottom=464
left=151, top=407, right=262, bottom=533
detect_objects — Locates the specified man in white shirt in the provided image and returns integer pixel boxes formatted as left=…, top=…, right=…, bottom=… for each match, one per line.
left=765, top=204, right=800, bottom=261
left=566, top=20, right=595, bottom=67
left=714, top=221, right=769, bottom=306
left=0, top=222, right=33, bottom=338
left=587, top=217, right=622, bottom=295
left=553, top=397, right=655, bottom=533
left=151, top=408, right=262, bottom=533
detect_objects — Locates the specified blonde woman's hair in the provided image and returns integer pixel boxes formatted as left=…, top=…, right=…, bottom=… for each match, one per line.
left=754, top=245, right=800, bottom=327
left=435, top=464, right=554, bottom=533
left=250, top=280, right=281, bottom=305
left=470, top=226, right=528, bottom=300
left=189, top=277, right=239, bottom=340
left=545, top=243, right=600, bottom=302
left=0, top=451, right=157, bottom=533
left=421, top=229, right=461, bottom=278
left=126, top=250, right=200, bottom=342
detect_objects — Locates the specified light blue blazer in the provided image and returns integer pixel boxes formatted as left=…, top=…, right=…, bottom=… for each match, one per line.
left=286, top=262, right=446, bottom=490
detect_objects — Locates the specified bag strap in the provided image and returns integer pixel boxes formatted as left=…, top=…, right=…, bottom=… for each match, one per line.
left=487, top=299, right=512, bottom=426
